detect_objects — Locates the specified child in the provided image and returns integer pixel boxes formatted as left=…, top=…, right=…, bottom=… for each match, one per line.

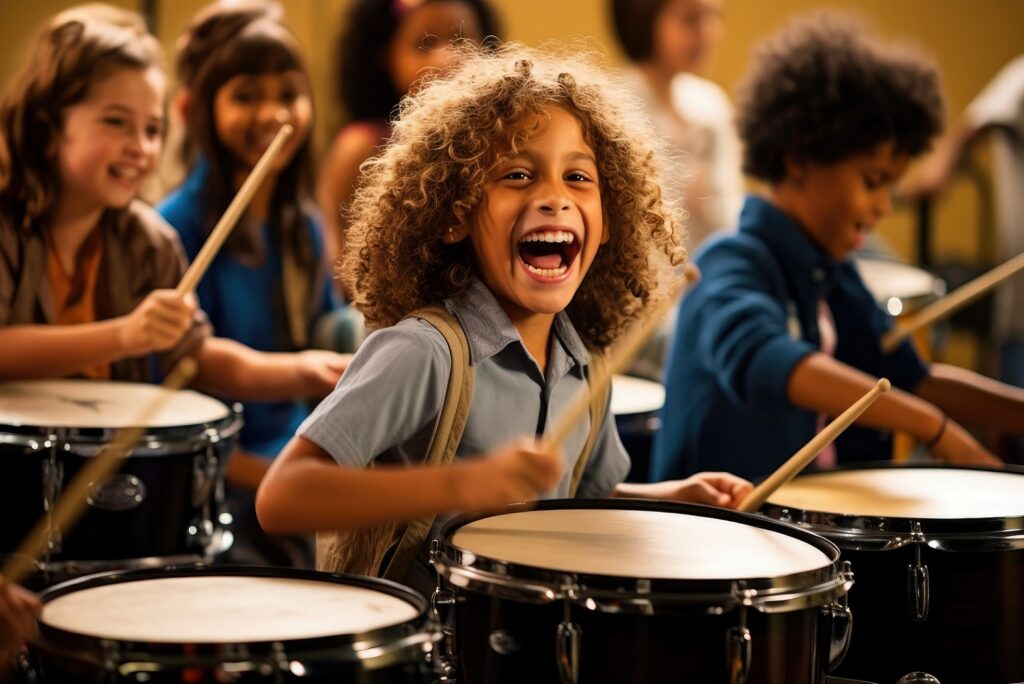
left=317, top=0, right=499, bottom=296
left=257, top=45, right=752, bottom=595
left=159, top=1, right=340, bottom=566
left=610, top=0, right=742, bottom=252
left=0, top=7, right=343, bottom=407
left=651, top=14, right=1024, bottom=483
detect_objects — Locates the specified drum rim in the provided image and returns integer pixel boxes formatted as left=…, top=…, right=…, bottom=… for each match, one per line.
left=760, top=462, right=1024, bottom=551
left=33, top=565, right=435, bottom=673
left=435, top=498, right=850, bottom=614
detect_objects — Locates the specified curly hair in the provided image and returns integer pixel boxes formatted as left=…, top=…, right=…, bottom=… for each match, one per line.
left=0, top=4, right=160, bottom=229
left=736, top=12, right=945, bottom=183
left=335, top=0, right=501, bottom=123
left=342, top=44, right=685, bottom=350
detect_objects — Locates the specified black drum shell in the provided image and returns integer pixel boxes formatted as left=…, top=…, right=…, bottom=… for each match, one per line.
left=436, top=498, right=852, bottom=684
left=25, top=565, right=437, bottom=683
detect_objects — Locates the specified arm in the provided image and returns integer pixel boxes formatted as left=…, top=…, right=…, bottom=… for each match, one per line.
left=898, top=121, right=981, bottom=200
left=0, top=582, right=40, bottom=668
left=193, top=336, right=349, bottom=401
left=612, top=474, right=753, bottom=509
left=915, top=363, right=1024, bottom=432
left=0, top=290, right=195, bottom=380
left=256, top=435, right=562, bottom=535
left=788, top=352, right=1000, bottom=466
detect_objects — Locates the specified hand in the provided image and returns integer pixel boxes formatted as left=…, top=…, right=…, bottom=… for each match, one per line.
left=297, top=350, right=350, bottom=396
left=119, top=290, right=195, bottom=356
left=931, top=420, right=1003, bottom=468
left=0, top=582, right=41, bottom=668
left=647, top=472, right=754, bottom=509
left=453, top=437, right=563, bottom=511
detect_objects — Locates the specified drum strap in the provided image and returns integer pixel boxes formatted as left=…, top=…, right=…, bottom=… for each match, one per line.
left=316, top=305, right=607, bottom=581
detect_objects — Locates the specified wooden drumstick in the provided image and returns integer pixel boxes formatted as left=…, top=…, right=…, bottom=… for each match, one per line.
left=544, top=263, right=700, bottom=450
left=881, top=250, right=1024, bottom=353
left=737, top=378, right=891, bottom=513
left=176, top=124, right=294, bottom=296
left=1, top=358, right=199, bottom=586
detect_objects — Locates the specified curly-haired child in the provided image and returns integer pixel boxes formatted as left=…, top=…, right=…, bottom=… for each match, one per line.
left=257, top=44, right=752, bottom=593
left=651, top=13, right=1024, bottom=483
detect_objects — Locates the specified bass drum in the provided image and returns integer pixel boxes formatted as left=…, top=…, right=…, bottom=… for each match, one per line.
left=763, top=463, right=1024, bottom=683
left=25, top=565, right=439, bottom=682
left=432, top=499, right=853, bottom=684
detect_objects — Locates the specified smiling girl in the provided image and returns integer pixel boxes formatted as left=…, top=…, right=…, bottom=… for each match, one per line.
left=256, top=45, right=752, bottom=592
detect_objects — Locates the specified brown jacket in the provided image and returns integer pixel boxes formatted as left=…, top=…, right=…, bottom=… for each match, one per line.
left=0, top=200, right=209, bottom=382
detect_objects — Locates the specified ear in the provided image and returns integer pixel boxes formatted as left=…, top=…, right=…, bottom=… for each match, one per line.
left=783, top=155, right=808, bottom=186
left=173, top=88, right=194, bottom=122
left=600, top=220, right=610, bottom=245
left=443, top=224, right=468, bottom=243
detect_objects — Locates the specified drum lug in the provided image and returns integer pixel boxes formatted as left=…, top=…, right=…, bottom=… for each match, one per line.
left=820, top=598, right=853, bottom=670
left=555, top=620, right=581, bottom=684
left=192, top=445, right=218, bottom=507
left=41, top=449, right=64, bottom=555
left=907, top=524, right=930, bottom=623
left=897, top=672, right=941, bottom=684
left=725, top=623, right=752, bottom=684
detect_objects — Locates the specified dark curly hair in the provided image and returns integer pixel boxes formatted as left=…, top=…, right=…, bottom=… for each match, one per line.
left=736, top=12, right=945, bottom=183
left=335, top=0, right=501, bottom=123
left=342, top=44, right=685, bottom=350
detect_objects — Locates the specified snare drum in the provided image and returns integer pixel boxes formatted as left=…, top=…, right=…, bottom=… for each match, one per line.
left=856, top=258, right=944, bottom=322
left=0, top=380, right=240, bottom=577
left=432, top=499, right=853, bottom=683
left=611, top=374, right=665, bottom=482
left=26, top=566, right=437, bottom=682
left=763, top=464, right=1024, bottom=683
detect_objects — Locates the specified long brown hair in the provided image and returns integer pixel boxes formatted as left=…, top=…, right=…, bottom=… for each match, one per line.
left=0, top=4, right=161, bottom=231
left=174, top=1, right=316, bottom=271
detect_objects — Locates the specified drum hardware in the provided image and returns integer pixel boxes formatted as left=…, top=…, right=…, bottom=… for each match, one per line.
left=896, top=673, right=940, bottom=684
left=40, top=443, right=62, bottom=557
left=555, top=598, right=581, bottom=684
left=906, top=524, right=930, bottom=623
left=725, top=607, right=751, bottom=684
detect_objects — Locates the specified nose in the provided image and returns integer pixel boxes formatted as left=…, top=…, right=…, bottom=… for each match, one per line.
left=875, top=189, right=893, bottom=219
left=259, top=101, right=291, bottom=128
left=533, top=183, right=573, bottom=215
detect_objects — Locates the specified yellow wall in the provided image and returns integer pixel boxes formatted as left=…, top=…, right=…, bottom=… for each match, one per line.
left=2, top=1, right=1021, bottom=356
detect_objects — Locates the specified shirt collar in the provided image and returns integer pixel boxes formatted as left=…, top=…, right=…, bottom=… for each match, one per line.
left=739, top=194, right=841, bottom=295
left=445, top=276, right=591, bottom=369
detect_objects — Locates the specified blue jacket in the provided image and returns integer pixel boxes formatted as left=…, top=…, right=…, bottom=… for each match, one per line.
left=158, top=161, right=335, bottom=456
left=650, top=195, right=928, bottom=481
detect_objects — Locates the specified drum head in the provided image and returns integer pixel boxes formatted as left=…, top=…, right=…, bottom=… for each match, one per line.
left=0, top=379, right=229, bottom=430
left=452, top=506, right=829, bottom=580
left=856, top=258, right=944, bottom=315
left=611, top=375, right=665, bottom=416
left=767, top=465, right=1024, bottom=520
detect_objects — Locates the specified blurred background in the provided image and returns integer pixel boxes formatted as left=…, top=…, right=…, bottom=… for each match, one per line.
left=3, top=0, right=1022, bottom=371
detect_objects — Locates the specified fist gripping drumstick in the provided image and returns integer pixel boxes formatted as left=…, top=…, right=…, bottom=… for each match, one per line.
left=545, top=263, right=701, bottom=451
left=738, top=378, right=891, bottom=513
left=176, top=124, right=294, bottom=296
left=881, top=250, right=1024, bottom=353
left=1, top=358, right=198, bottom=586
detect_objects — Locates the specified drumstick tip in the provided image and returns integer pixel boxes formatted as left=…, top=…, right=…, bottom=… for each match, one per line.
left=877, top=377, right=891, bottom=392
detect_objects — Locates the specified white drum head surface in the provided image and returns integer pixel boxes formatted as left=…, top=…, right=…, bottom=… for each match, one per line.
left=452, top=508, right=830, bottom=579
left=856, top=259, right=941, bottom=304
left=43, top=576, right=419, bottom=642
left=611, top=375, right=665, bottom=416
left=768, top=468, right=1024, bottom=519
left=0, top=380, right=229, bottom=429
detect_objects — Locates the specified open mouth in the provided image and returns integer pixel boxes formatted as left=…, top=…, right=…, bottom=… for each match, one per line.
left=517, top=230, right=581, bottom=278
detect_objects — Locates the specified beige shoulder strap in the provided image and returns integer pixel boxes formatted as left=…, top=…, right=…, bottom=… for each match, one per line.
left=315, top=305, right=474, bottom=580
left=568, top=349, right=610, bottom=497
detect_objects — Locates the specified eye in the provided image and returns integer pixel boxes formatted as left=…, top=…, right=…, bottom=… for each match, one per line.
left=279, top=88, right=299, bottom=104
left=566, top=171, right=593, bottom=183
left=420, top=34, right=442, bottom=50
left=500, top=170, right=531, bottom=182
left=145, top=123, right=163, bottom=139
left=231, top=90, right=256, bottom=105
left=102, top=116, right=127, bottom=129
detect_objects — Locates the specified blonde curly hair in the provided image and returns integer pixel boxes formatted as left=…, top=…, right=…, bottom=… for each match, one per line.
left=342, top=43, right=685, bottom=350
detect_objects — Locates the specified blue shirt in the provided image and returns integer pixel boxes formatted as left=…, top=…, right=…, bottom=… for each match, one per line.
left=158, top=161, right=335, bottom=456
left=651, top=195, right=929, bottom=481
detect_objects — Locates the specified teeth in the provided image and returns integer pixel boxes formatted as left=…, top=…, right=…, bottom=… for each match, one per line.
left=525, top=263, right=568, bottom=277
left=520, top=231, right=575, bottom=244
left=111, top=166, right=141, bottom=180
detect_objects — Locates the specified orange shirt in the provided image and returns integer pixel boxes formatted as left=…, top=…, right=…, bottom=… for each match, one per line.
left=45, top=228, right=110, bottom=379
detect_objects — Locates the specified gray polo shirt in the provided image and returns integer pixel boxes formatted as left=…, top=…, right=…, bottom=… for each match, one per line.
left=298, top=278, right=631, bottom=592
